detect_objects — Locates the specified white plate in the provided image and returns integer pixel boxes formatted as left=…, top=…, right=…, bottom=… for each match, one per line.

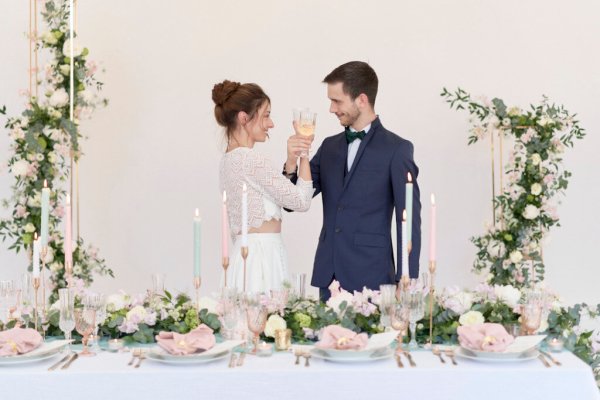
left=310, top=347, right=394, bottom=363
left=317, top=346, right=391, bottom=359
left=146, top=349, right=230, bottom=365
left=455, top=347, right=539, bottom=363
left=462, top=335, right=547, bottom=360
left=0, top=340, right=70, bottom=365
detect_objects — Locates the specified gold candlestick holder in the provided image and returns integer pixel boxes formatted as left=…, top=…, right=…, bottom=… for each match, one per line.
left=193, top=276, right=201, bottom=310
left=241, top=246, right=248, bottom=292
left=65, top=260, right=73, bottom=288
left=32, top=277, right=40, bottom=332
left=40, top=246, right=47, bottom=312
left=428, top=260, right=437, bottom=347
left=222, top=257, right=230, bottom=288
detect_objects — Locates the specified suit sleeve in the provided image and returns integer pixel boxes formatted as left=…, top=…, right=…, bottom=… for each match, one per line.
left=391, top=140, right=422, bottom=280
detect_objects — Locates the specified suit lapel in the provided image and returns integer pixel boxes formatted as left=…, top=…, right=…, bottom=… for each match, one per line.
left=342, top=125, right=377, bottom=190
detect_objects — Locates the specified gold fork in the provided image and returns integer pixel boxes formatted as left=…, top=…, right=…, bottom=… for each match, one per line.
left=444, top=349, right=458, bottom=365
left=128, top=349, right=140, bottom=366
left=134, top=351, right=145, bottom=368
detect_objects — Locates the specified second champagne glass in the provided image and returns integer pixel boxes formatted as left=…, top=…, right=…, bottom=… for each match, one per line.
left=58, top=288, right=75, bottom=351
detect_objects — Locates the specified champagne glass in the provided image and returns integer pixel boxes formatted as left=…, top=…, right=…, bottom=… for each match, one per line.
left=246, top=295, right=268, bottom=354
left=0, top=280, right=16, bottom=328
left=521, top=303, right=542, bottom=335
left=404, top=289, right=425, bottom=350
left=58, top=288, right=75, bottom=351
left=294, top=108, right=316, bottom=158
left=75, top=308, right=96, bottom=356
left=390, top=303, right=409, bottom=348
left=84, top=294, right=106, bottom=351
left=379, top=284, right=397, bottom=329
left=151, top=273, right=165, bottom=298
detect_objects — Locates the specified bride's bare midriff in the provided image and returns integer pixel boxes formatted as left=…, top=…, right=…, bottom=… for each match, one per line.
left=248, top=218, right=282, bottom=234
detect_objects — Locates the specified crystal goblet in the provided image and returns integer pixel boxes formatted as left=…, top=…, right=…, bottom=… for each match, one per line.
left=75, top=308, right=97, bottom=357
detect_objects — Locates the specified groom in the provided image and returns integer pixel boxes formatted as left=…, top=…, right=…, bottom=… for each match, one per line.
left=285, top=61, right=421, bottom=301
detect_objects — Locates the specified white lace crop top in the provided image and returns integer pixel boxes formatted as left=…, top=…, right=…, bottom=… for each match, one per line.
left=220, top=147, right=314, bottom=243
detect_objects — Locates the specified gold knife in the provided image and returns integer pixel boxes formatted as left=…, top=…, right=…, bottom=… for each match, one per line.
left=61, top=352, right=79, bottom=370
left=48, top=353, right=71, bottom=371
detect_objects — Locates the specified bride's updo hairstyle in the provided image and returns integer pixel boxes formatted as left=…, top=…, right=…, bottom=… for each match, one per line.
left=212, top=80, right=270, bottom=140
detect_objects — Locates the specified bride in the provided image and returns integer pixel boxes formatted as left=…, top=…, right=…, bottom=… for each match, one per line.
left=213, top=80, right=313, bottom=293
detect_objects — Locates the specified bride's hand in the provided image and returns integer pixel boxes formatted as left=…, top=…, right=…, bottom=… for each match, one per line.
left=287, top=133, right=312, bottom=160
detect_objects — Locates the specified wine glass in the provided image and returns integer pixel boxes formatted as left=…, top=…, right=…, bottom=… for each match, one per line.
left=75, top=308, right=96, bottom=356
left=404, top=289, right=425, bottom=350
left=379, top=284, right=397, bottom=329
left=390, top=303, right=409, bottom=349
left=246, top=296, right=268, bottom=354
left=151, top=273, right=165, bottom=298
left=84, top=294, right=106, bottom=351
left=58, top=288, right=75, bottom=351
left=521, top=303, right=542, bottom=335
left=294, top=108, right=316, bottom=158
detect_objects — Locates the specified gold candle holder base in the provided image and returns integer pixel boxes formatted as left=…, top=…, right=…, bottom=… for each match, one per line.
left=65, top=260, right=73, bottom=288
left=32, top=277, right=40, bottom=332
left=222, top=257, right=230, bottom=288
left=193, top=276, right=201, bottom=310
left=241, top=247, right=249, bottom=292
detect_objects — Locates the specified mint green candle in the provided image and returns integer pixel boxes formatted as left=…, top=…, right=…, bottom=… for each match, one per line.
left=193, top=209, right=201, bottom=277
left=41, top=182, right=50, bottom=248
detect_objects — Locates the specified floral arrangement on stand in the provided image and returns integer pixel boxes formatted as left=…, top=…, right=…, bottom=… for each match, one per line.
left=440, top=88, right=585, bottom=287
left=0, top=0, right=113, bottom=300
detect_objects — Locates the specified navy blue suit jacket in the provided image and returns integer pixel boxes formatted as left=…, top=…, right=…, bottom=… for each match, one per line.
left=307, top=117, right=421, bottom=292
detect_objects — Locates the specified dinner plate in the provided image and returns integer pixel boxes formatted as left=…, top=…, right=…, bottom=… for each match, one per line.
left=455, top=347, right=539, bottom=363
left=0, top=340, right=70, bottom=365
left=146, top=348, right=230, bottom=365
left=310, top=347, right=394, bottom=363
left=316, top=346, right=391, bottom=359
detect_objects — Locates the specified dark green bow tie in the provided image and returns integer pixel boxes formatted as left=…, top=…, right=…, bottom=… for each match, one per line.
left=345, top=127, right=366, bottom=144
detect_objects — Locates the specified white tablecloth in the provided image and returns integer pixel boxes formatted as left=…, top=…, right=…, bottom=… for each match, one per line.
left=0, top=348, right=598, bottom=400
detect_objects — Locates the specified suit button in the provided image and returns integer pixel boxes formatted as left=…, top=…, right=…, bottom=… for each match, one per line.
left=337, top=205, right=344, bottom=211
left=335, top=228, right=341, bottom=233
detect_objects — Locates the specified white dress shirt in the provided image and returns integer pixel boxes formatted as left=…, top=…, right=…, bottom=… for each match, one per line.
left=347, top=123, right=371, bottom=171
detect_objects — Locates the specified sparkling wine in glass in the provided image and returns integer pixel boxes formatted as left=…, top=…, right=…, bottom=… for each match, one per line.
left=404, top=289, right=425, bottom=350
left=84, top=294, right=106, bottom=351
left=75, top=308, right=97, bottom=357
left=390, top=303, right=409, bottom=348
left=379, top=284, right=396, bottom=329
left=294, top=108, right=316, bottom=158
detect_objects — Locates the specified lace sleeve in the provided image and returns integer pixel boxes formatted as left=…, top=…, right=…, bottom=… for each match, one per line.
left=243, top=149, right=313, bottom=212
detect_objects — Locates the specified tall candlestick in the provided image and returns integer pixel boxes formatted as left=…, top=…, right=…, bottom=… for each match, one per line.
left=69, top=0, right=74, bottom=122
left=41, top=180, right=50, bottom=248
left=405, top=172, right=413, bottom=247
left=402, top=209, right=409, bottom=277
left=64, top=194, right=72, bottom=268
left=222, top=191, right=229, bottom=259
left=32, top=233, right=40, bottom=278
left=241, top=183, right=248, bottom=247
left=193, top=208, right=201, bottom=277
left=430, top=194, right=437, bottom=262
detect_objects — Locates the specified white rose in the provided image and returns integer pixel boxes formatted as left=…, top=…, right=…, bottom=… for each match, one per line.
left=48, top=152, right=57, bottom=164
left=27, top=193, right=41, bottom=207
left=126, top=305, right=147, bottom=321
left=24, top=223, right=36, bottom=233
left=59, top=65, right=70, bottom=76
left=11, top=160, right=29, bottom=177
left=509, top=250, right=523, bottom=264
left=49, top=262, right=61, bottom=273
left=106, top=293, right=128, bottom=312
left=486, top=241, right=506, bottom=258
left=264, top=314, right=287, bottom=338
left=79, top=90, right=95, bottom=103
left=445, top=291, right=474, bottom=315
left=43, top=246, right=54, bottom=263
left=494, top=285, right=521, bottom=308
left=522, top=205, right=540, bottom=220
left=198, top=296, right=219, bottom=314
left=62, top=39, right=83, bottom=57
left=326, top=291, right=354, bottom=314
left=531, top=153, right=542, bottom=166
left=502, top=118, right=511, bottom=127
left=49, top=88, right=69, bottom=108
left=488, top=115, right=500, bottom=128
left=73, top=264, right=82, bottom=275
left=539, top=116, right=553, bottom=126
left=459, top=311, right=485, bottom=326
left=36, top=153, right=44, bottom=162
left=529, top=242, right=539, bottom=252
left=41, top=31, right=58, bottom=45
left=530, top=183, right=542, bottom=196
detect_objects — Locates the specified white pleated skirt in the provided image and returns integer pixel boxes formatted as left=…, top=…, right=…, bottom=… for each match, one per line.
left=223, top=233, right=289, bottom=293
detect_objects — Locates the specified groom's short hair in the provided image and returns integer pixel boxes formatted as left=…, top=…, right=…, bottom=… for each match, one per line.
left=323, top=61, right=378, bottom=107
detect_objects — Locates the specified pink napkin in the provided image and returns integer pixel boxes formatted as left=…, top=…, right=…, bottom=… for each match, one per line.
left=0, top=328, right=43, bottom=356
left=155, top=324, right=216, bottom=355
left=315, top=325, right=368, bottom=350
left=457, top=323, right=515, bottom=352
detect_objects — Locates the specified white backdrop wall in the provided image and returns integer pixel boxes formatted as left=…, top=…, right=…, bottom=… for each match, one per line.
left=1, top=0, right=599, bottom=305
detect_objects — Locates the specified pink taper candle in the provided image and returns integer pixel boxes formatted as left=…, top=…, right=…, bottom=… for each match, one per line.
left=222, top=191, right=229, bottom=259
left=430, top=194, right=436, bottom=262
left=64, top=193, right=73, bottom=268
